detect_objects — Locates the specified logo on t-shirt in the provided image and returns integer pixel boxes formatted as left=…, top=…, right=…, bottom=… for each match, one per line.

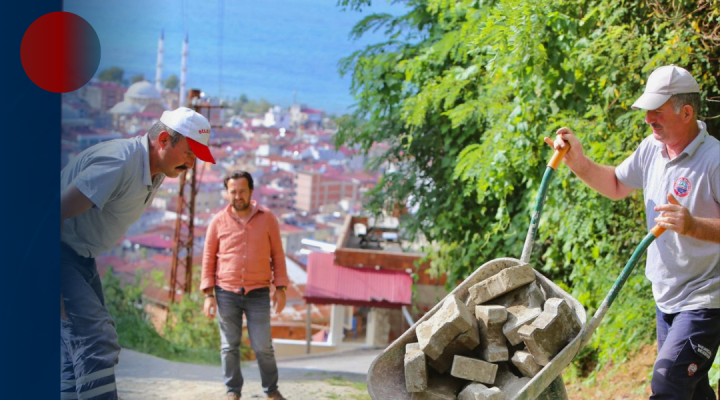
left=673, top=177, right=692, bottom=197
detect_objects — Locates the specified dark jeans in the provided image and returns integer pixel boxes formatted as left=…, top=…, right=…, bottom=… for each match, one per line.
left=216, top=286, right=279, bottom=396
left=60, top=243, right=120, bottom=399
left=651, top=307, right=720, bottom=400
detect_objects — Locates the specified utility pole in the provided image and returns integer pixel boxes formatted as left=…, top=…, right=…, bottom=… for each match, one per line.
left=167, top=89, right=226, bottom=308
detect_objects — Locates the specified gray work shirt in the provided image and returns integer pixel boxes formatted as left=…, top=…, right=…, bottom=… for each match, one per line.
left=615, top=121, right=720, bottom=313
left=61, top=134, right=165, bottom=258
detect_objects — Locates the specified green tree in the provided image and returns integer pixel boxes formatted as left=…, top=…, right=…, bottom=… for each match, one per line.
left=231, top=93, right=249, bottom=115
left=241, top=98, right=273, bottom=115
left=97, top=66, right=124, bottom=84
left=130, top=74, right=145, bottom=84
left=336, top=0, right=719, bottom=373
left=164, top=74, right=179, bottom=90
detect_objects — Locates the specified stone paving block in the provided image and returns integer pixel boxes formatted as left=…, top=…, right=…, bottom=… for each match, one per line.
left=518, top=297, right=581, bottom=366
left=450, top=355, right=498, bottom=384
left=503, top=306, right=541, bottom=346
left=511, top=350, right=542, bottom=378
left=488, top=280, right=545, bottom=310
left=476, top=305, right=509, bottom=362
left=457, top=382, right=504, bottom=400
left=468, top=264, right=536, bottom=305
left=411, top=375, right=464, bottom=400
left=416, top=321, right=438, bottom=358
left=427, top=328, right=479, bottom=374
left=418, top=295, right=476, bottom=360
left=405, top=343, right=428, bottom=392
left=494, top=364, right=531, bottom=399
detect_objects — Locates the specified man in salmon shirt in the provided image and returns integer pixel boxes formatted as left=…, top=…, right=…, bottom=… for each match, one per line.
left=201, top=170, right=289, bottom=400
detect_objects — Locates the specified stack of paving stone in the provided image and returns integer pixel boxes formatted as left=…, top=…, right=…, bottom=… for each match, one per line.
left=404, top=264, right=582, bottom=399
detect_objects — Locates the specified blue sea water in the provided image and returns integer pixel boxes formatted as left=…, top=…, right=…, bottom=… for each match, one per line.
left=64, top=0, right=405, bottom=115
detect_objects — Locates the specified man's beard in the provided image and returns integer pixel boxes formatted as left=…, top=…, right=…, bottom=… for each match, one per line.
left=232, top=200, right=250, bottom=211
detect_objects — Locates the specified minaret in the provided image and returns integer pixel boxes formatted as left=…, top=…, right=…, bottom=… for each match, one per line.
left=155, top=30, right=164, bottom=92
left=179, top=33, right=188, bottom=107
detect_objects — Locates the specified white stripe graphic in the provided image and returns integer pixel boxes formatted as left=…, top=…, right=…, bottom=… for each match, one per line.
left=75, top=367, right=114, bottom=386
left=78, top=382, right=117, bottom=400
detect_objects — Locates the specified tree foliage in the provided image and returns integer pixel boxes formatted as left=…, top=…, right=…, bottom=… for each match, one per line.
left=335, top=0, right=719, bottom=371
left=97, top=66, right=124, bottom=84
left=130, top=74, right=145, bottom=85
left=232, top=97, right=274, bottom=116
left=164, top=74, right=179, bottom=90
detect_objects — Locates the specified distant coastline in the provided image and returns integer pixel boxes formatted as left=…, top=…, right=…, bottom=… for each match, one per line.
left=64, top=0, right=404, bottom=115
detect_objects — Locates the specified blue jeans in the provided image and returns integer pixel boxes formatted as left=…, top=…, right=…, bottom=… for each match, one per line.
left=216, top=286, right=279, bottom=396
left=60, top=243, right=120, bottom=399
left=651, top=307, right=720, bottom=400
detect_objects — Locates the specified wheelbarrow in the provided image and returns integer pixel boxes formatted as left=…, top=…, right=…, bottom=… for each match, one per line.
left=366, top=138, right=666, bottom=399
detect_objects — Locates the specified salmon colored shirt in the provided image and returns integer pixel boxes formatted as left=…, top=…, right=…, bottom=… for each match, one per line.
left=200, top=201, right=289, bottom=293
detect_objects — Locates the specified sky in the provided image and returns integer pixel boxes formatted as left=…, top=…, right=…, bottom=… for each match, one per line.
left=64, top=0, right=406, bottom=114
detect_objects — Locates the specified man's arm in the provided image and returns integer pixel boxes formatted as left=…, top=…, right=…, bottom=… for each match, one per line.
left=61, top=184, right=94, bottom=228
left=553, top=128, right=635, bottom=200
left=267, top=214, right=288, bottom=314
left=60, top=184, right=95, bottom=320
left=200, top=218, right=220, bottom=318
left=655, top=194, right=720, bottom=243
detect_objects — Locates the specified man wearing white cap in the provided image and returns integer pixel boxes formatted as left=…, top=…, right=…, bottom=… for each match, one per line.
left=60, top=107, right=216, bottom=399
left=552, top=65, right=720, bottom=398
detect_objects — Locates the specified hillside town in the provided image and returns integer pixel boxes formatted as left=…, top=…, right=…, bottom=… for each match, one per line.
left=61, top=76, right=447, bottom=358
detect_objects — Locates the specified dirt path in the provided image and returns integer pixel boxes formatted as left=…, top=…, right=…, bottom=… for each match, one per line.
left=116, top=348, right=376, bottom=400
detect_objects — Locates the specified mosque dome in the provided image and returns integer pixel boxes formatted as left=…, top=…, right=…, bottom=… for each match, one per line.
left=109, top=100, right=141, bottom=115
left=125, top=80, right=162, bottom=100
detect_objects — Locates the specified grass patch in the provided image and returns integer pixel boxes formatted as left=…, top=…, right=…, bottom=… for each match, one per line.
left=324, top=376, right=367, bottom=391
left=323, top=377, right=371, bottom=399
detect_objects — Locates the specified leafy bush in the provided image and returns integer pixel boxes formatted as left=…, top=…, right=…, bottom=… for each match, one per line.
left=336, top=0, right=719, bottom=376
left=102, top=266, right=253, bottom=365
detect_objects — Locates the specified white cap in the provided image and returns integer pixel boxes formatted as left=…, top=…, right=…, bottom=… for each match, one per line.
left=159, top=107, right=216, bottom=163
left=631, top=65, right=700, bottom=111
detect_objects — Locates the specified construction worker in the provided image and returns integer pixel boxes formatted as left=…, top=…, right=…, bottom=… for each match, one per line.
left=552, top=65, right=719, bottom=399
left=61, top=107, right=216, bottom=399
left=200, top=171, right=289, bottom=400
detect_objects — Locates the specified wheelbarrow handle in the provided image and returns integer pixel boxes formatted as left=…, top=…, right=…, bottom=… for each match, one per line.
left=579, top=223, right=667, bottom=349
left=543, top=136, right=570, bottom=170
left=520, top=137, right=571, bottom=263
left=650, top=224, right=666, bottom=237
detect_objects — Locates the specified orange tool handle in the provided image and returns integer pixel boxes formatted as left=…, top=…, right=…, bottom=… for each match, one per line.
left=543, top=136, right=570, bottom=170
left=650, top=225, right=666, bottom=238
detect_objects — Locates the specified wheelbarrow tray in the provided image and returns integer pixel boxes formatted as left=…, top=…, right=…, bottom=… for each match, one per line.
left=367, top=257, right=587, bottom=400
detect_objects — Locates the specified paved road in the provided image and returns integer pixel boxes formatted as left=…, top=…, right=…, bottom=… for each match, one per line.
left=116, top=347, right=383, bottom=400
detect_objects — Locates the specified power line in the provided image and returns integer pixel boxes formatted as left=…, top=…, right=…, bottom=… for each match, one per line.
left=218, top=0, right=224, bottom=99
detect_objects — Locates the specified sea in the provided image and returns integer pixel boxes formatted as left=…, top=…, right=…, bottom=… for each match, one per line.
left=63, top=0, right=405, bottom=115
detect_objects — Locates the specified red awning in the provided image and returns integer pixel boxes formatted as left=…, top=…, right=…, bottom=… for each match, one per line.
left=304, top=252, right=412, bottom=309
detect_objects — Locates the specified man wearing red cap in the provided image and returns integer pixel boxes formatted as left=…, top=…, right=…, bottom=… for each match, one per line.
left=552, top=65, right=720, bottom=398
left=60, top=107, right=216, bottom=400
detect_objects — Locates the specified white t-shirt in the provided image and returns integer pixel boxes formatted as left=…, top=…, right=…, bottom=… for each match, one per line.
left=615, top=121, right=720, bottom=313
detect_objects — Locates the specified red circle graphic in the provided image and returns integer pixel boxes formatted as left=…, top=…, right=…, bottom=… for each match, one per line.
left=21, top=12, right=101, bottom=93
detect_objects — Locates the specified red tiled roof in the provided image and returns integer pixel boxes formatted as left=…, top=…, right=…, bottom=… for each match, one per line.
left=304, top=252, right=412, bottom=309
left=301, top=107, right=324, bottom=114
left=126, top=234, right=174, bottom=249
left=280, top=224, right=305, bottom=233
left=259, top=187, right=283, bottom=196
